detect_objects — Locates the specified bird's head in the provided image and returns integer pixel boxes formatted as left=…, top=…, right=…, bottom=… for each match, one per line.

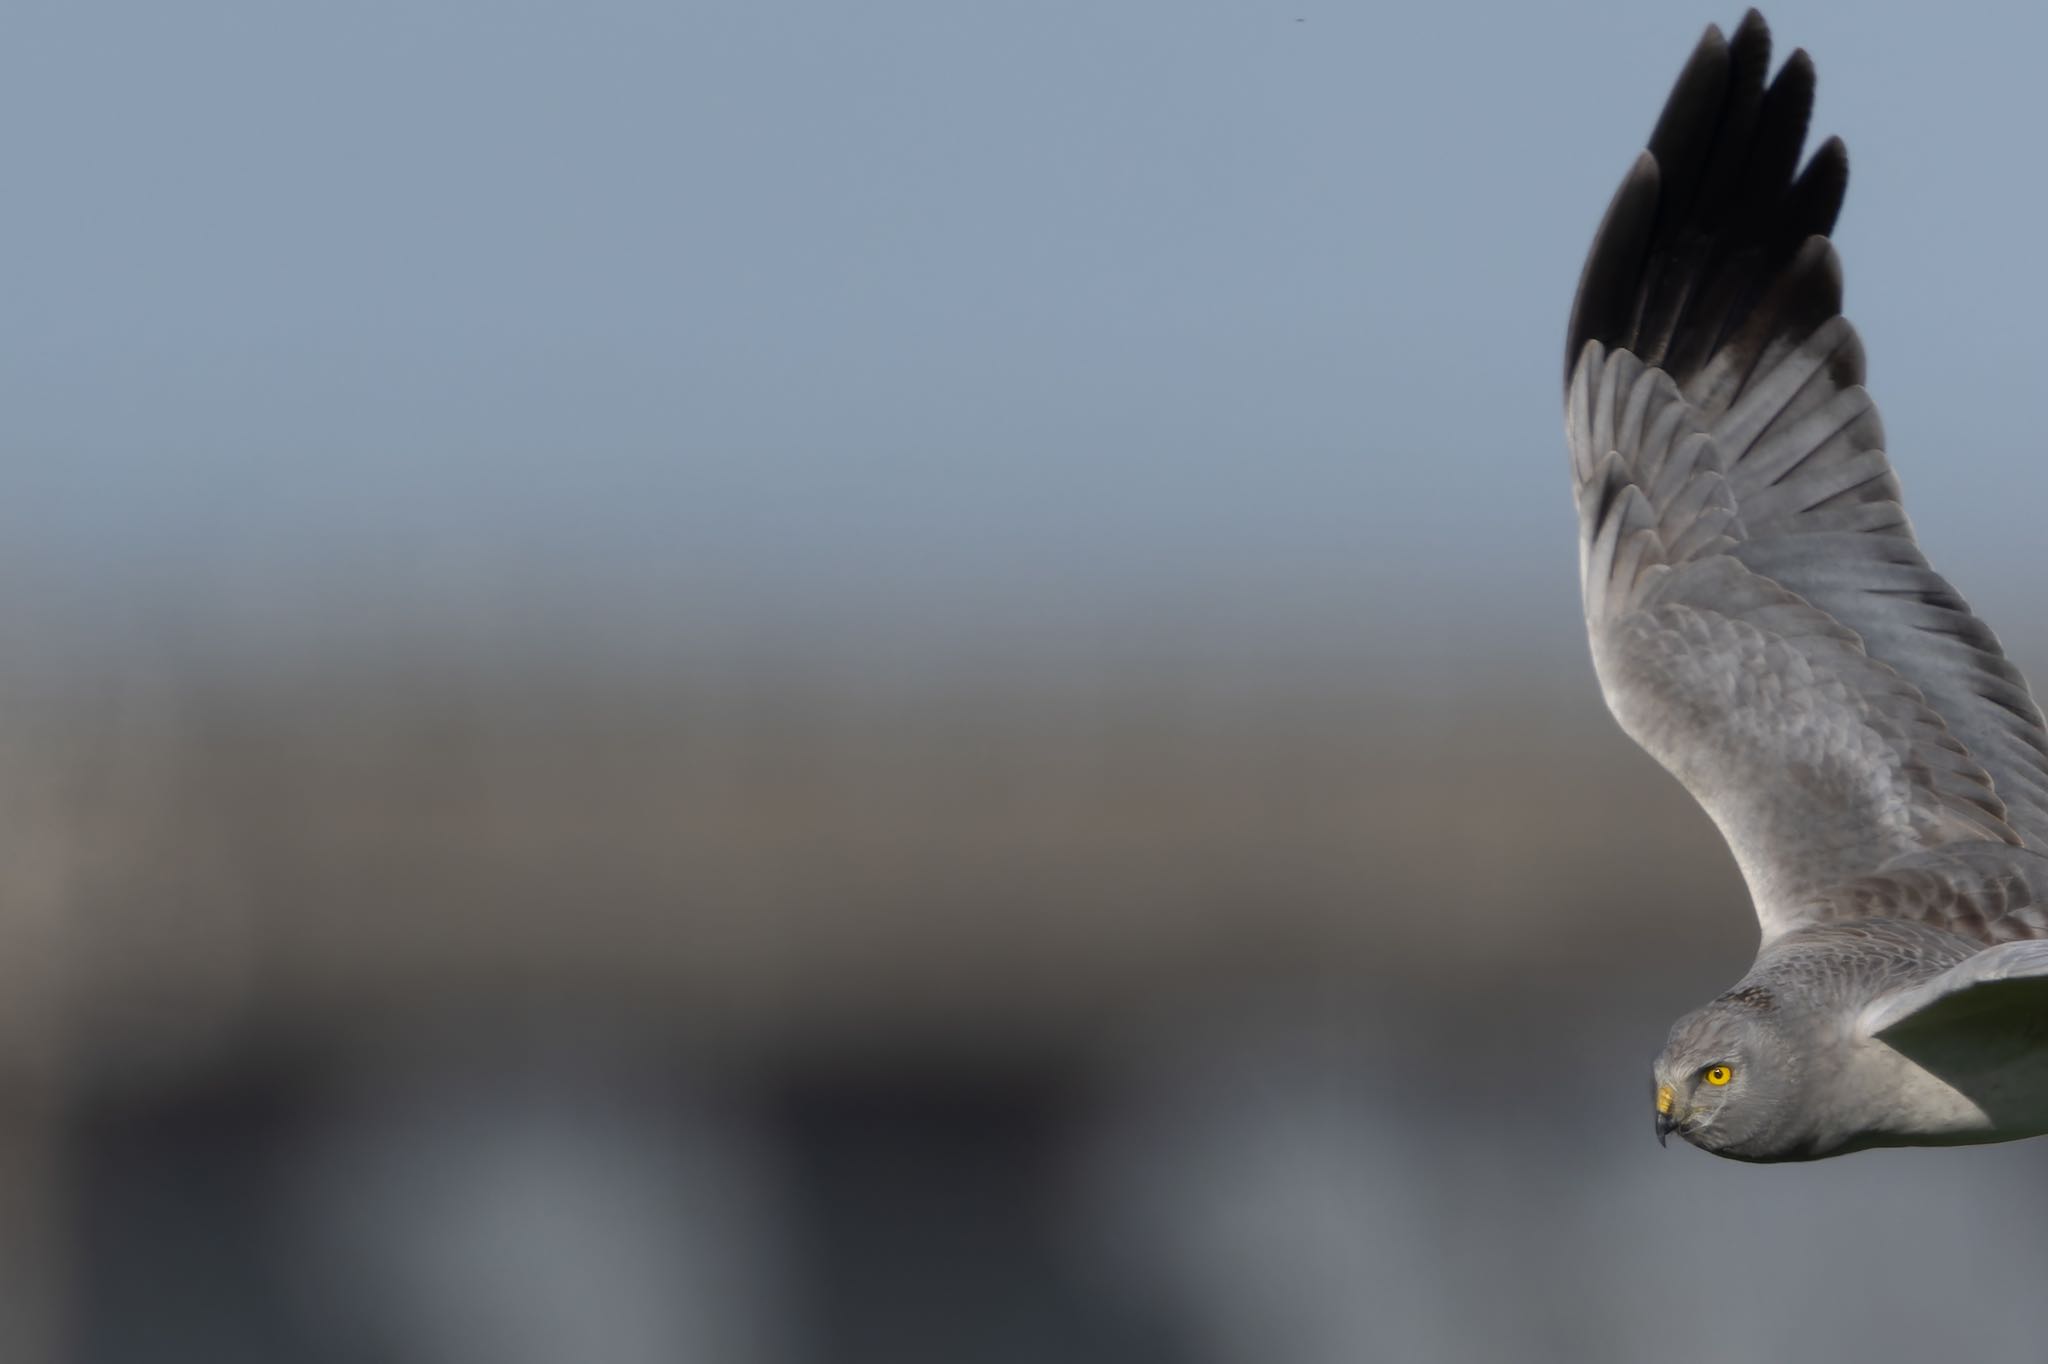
left=1651, top=986, right=1807, bottom=1161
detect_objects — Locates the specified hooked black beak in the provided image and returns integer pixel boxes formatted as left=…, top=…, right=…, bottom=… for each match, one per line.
left=1655, top=1109, right=1678, bottom=1147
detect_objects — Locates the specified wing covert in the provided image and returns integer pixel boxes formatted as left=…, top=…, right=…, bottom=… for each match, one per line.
left=1570, top=345, right=2018, bottom=938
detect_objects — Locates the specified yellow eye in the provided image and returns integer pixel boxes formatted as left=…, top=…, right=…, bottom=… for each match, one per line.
left=1703, top=1065, right=1732, bottom=1086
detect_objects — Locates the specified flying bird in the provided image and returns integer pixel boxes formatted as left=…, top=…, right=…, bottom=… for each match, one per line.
left=1565, top=10, right=2048, bottom=1161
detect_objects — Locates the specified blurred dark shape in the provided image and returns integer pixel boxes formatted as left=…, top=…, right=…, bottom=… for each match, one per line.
left=9, top=613, right=2048, bottom=1362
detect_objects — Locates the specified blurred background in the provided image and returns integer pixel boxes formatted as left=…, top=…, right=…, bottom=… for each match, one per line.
left=7, top=1, right=2048, bottom=1360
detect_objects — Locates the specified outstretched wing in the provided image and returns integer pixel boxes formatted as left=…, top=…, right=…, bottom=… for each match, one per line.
left=1564, top=12, right=2048, bottom=941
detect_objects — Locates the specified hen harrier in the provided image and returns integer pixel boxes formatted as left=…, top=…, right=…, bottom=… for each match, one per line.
left=1566, top=10, right=2048, bottom=1160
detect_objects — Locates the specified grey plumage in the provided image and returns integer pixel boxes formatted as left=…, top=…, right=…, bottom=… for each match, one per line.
left=1567, top=11, right=2048, bottom=1160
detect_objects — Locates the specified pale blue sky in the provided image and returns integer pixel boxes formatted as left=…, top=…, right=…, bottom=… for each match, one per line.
left=4, top=0, right=2045, bottom=673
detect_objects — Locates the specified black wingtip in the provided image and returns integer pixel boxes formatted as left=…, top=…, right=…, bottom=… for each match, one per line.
left=1730, top=9, right=1773, bottom=74
left=1563, top=152, right=1661, bottom=385
left=1564, top=12, right=1849, bottom=408
left=1647, top=25, right=1733, bottom=175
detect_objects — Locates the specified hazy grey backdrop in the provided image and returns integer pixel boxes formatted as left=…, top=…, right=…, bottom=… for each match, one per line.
left=8, top=0, right=2046, bottom=672
left=6, top=2, right=2048, bottom=1362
